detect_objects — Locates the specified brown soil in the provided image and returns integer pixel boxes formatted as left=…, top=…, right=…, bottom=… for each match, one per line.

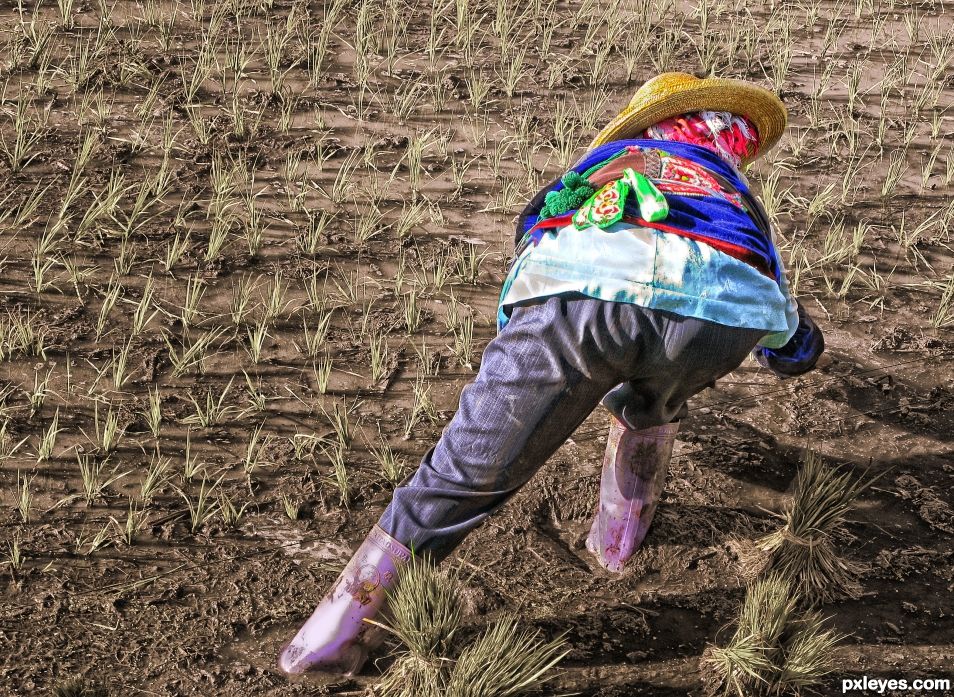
left=1, top=0, right=952, bottom=695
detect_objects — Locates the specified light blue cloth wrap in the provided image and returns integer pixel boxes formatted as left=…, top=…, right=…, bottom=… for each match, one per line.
left=497, top=221, right=798, bottom=349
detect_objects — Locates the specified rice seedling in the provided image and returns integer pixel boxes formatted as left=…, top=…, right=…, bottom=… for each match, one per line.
left=735, top=451, right=870, bottom=602
left=404, top=374, right=438, bottom=437
left=920, top=142, right=943, bottom=191
left=6, top=311, right=48, bottom=360
left=215, top=489, right=250, bottom=529
left=130, top=276, right=159, bottom=337
left=373, top=553, right=569, bottom=697
left=111, top=501, right=148, bottom=546
left=112, top=174, right=170, bottom=241
left=90, top=402, right=126, bottom=455
left=322, top=399, right=356, bottom=449
left=176, top=473, right=224, bottom=533
left=321, top=439, right=351, bottom=508
left=451, top=313, right=475, bottom=369
left=140, top=449, right=171, bottom=502
left=369, top=428, right=406, bottom=487
left=4, top=531, right=24, bottom=574
left=368, top=331, right=391, bottom=384
left=84, top=522, right=114, bottom=556
left=230, top=274, right=257, bottom=326
left=354, top=204, right=385, bottom=246
left=185, top=105, right=213, bottom=145
left=163, top=326, right=226, bottom=378
left=319, top=148, right=363, bottom=206
left=495, top=47, right=528, bottom=99
left=28, top=366, right=53, bottom=418
left=77, top=451, right=128, bottom=505
left=261, top=271, right=291, bottom=323
left=236, top=371, right=266, bottom=414
left=243, top=421, right=271, bottom=481
left=453, top=242, right=489, bottom=285
left=111, top=337, right=136, bottom=389
left=289, top=430, right=318, bottom=460
left=205, top=215, right=233, bottom=263
left=301, top=305, right=334, bottom=359
left=184, top=378, right=236, bottom=428
left=0, top=419, right=28, bottom=463
left=280, top=493, right=300, bottom=520
left=881, top=150, right=907, bottom=198
left=245, top=319, right=269, bottom=364
left=402, top=287, right=422, bottom=334
left=393, top=200, right=428, bottom=240
left=17, top=471, right=34, bottom=523
left=37, top=408, right=62, bottom=462
left=96, top=277, right=124, bottom=340
left=0, top=90, right=46, bottom=172
left=298, top=210, right=333, bottom=255
left=313, top=354, right=333, bottom=394
left=181, top=47, right=215, bottom=104
left=445, top=615, right=569, bottom=697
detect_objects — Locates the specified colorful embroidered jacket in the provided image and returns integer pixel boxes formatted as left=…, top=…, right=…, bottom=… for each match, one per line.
left=502, top=139, right=824, bottom=375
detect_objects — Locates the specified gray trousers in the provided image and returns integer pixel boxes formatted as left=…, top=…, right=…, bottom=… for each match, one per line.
left=377, top=296, right=765, bottom=561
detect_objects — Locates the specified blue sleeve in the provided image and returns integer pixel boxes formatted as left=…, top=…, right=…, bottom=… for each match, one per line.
left=752, top=299, right=825, bottom=378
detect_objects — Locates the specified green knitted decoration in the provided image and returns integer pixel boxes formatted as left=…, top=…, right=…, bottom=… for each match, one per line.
left=538, top=171, right=594, bottom=219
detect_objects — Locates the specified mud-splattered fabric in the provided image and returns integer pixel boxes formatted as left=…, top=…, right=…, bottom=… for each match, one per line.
left=377, top=296, right=765, bottom=561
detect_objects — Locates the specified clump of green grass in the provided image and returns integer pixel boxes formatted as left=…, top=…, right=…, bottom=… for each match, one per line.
left=702, top=573, right=844, bottom=697
left=734, top=451, right=871, bottom=602
left=371, top=555, right=567, bottom=697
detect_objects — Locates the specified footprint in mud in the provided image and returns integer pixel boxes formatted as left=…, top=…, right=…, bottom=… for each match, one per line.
left=539, top=515, right=607, bottom=575
left=242, top=517, right=353, bottom=566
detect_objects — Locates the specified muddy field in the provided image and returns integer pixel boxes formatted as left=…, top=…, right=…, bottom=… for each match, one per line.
left=1, top=0, right=952, bottom=694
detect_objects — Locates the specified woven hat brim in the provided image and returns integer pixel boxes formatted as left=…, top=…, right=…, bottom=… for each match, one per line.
left=588, top=81, right=787, bottom=166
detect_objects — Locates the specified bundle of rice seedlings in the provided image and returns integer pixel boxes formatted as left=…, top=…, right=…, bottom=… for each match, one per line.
left=707, top=572, right=798, bottom=693
left=371, top=556, right=569, bottom=697
left=738, top=451, right=870, bottom=601
left=445, top=614, right=569, bottom=697
left=702, top=573, right=844, bottom=697
left=371, top=553, right=464, bottom=697
left=777, top=611, right=844, bottom=693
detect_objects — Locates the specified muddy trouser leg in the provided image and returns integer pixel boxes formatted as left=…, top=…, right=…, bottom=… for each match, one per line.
left=376, top=295, right=766, bottom=563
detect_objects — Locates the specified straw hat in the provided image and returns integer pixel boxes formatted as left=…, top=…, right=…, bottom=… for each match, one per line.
left=588, top=72, right=787, bottom=165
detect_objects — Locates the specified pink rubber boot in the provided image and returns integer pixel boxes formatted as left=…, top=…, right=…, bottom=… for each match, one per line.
left=586, top=418, right=678, bottom=573
left=277, top=525, right=411, bottom=674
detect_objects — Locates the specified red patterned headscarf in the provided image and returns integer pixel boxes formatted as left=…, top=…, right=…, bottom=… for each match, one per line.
left=640, top=111, right=760, bottom=168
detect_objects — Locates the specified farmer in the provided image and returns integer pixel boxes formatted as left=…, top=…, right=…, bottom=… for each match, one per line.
left=278, top=73, right=824, bottom=675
